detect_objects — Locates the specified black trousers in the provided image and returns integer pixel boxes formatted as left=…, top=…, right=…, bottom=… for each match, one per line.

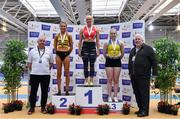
left=81, top=42, right=97, bottom=78
left=29, top=75, right=50, bottom=108
left=130, top=75, right=150, bottom=114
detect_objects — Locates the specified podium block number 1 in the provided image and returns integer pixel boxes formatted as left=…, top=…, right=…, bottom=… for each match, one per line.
left=84, top=90, right=92, bottom=104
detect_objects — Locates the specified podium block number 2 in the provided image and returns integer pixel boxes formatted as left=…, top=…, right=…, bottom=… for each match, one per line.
left=59, top=98, right=67, bottom=107
left=84, top=90, right=92, bottom=104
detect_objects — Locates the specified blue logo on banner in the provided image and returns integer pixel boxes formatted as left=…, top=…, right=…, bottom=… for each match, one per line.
left=53, top=48, right=56, bottom=54
left=122, top=32, right=131, bottom=38
left=122, top=64, right=128, bottom=69
left=99, top=79, right=107, bottom=84
left=64, top=71, right=73, bottom=77
left=99, top=49, right=103, bottom=54
left=122, top=95, right=131, bottom=101
left=111, top=25, right=120, bottom=31
left=76, top=64, right=84, bottom=69
left=76, top=34, right=80, bottom=40
left=124, top=48, right=131, bottom=53
left=52, top=79, right=57, bottom=84
left=29, top=32, right=39, bottom=37
left=45, top=41, right=51, bottom=46
left=122, top=79, right=131, bottom=85
left=64, top=86, right=73, bottom=91
left=76, top=78, right=85, bottom=84
left=133, top=23, right=143, bottom=29
left=75, top=49, right=78, bottom=54
left=29, top=47, right=33, bottom=51
left=100, top=34, right=108, bottom=39
left=99, top=64, right=105, bottom=69
left=53, top=64, right=57, bottom=69
left=67, top=27, right=73, bottom=32
left=42, top=24, right=51, bottom=31
left=53, top=33, right=57, bottom=39
left=70, top=57, right=73, bottom=62
left=103, top=94, right=108, bottom=100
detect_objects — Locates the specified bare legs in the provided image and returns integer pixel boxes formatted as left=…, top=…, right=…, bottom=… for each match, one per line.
left=106, top=67, right=121, bottom=102
left=64, top=56, right=70, bottom=95
left=56, top=56, right=62, bottom=95
left=56, top=55, right=70, bottom=95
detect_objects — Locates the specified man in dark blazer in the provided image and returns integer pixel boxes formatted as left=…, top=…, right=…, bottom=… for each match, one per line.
left=128, top=34, right=157, bottom=117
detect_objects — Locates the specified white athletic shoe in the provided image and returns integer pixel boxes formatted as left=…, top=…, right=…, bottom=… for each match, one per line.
left=108, top=97, right=112, bottom=102
left=89, top=81, right=93, bottom=86
left=114, top=97, right=118, bottom=102
left=85, top=81, right=89, bottom=85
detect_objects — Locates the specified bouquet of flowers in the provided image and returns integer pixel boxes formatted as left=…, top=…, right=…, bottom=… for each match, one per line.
left=122, top=102, right=130, bottom=115
left=46, top=103, right=55, bottom=114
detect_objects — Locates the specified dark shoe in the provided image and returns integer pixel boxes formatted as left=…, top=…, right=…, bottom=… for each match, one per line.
left=65, top=91, right=69, bottom=95
left=28, top=108, right=35, bottom=115
left=137, top=111, right=148, bottom=117
left=134, top=110, right=140, bottom=114
left=56, top=91, right=61, bottom=95
left=41, top=107, right=47, bottom=114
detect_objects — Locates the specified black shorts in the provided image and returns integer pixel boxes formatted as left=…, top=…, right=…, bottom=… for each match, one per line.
left=56, top=51, right=70, bottom=61
left=105, top=57, right=121, bottom=67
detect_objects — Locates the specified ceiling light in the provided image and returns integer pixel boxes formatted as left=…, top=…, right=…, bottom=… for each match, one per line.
left=177, top=25, right=180, bottom=31
left=2, top=26, right=7, bottom=32
left=148, top=25, right=154, bottom=31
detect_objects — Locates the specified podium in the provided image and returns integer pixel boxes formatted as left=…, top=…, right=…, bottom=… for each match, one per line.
left=52, top=94, right=75, bottom=109
left=51, top=85, right=123, bottom=114
left=76, top=85, right=103, bottom=108
left=106, top=101, right=123, bottom=112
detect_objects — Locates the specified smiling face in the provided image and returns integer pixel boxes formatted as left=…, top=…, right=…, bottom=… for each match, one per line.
left=110, top=28, right=117, bottom=40
left=59, top=22, right=67, bottom=34
left=134, top=34, right=144, bottom=48
left=37, top=35, right=46, bottom=49
left=86, top=15, right=93, bottom=27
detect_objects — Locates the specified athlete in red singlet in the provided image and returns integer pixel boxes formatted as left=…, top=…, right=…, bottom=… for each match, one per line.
left=78, top=15, right=100, bottom=86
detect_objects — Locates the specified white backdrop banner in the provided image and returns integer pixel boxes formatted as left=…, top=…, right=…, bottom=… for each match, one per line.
left=28, top=20, right=145, bottom=105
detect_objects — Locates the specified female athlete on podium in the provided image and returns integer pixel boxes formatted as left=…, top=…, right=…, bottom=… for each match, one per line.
left=103, top=28, right=124, bottom=102
left=78, top=15, right=100, bottom=86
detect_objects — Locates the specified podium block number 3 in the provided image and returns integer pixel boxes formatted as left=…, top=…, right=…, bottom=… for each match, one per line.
left=60, top=98, right=67, bottom=107
left=84, top=90, right=92, bottom=104
left=111, top=104, right=116, bottom=109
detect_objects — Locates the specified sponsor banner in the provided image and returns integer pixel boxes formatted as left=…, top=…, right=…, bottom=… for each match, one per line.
left=28, top=20, right=145, bottom=106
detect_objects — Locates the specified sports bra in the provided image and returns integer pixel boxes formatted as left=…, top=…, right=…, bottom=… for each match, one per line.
left=83, top=26, right=97, bottom=40
left=107, top=39, right=121, bottom=57
left=57, top=33, right=70, bottom=49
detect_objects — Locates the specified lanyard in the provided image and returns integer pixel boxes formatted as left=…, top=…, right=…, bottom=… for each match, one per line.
left=38, top=47, right=45, bottom=59
left=60, top=32, right=66, bottom=43
left=111, top=39, right=117, bottom=51
left=86, top=26, right=93, bottom=36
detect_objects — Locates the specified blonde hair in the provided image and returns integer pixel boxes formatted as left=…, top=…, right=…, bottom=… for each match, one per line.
left=110, top=28, right=117, bottom=34
left=86, top=15, right=93, bottom=20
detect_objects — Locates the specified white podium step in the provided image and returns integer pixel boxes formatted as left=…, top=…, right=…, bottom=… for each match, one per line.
left=52, top=94, right=75, bottom=109
left=76, top=85, right=103, bottom=108
left=105, top=101, right=123, bottom=111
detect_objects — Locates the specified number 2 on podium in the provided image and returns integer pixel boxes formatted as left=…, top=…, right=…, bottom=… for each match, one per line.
left=59, top=98, right=67, bottom=107
left=84, top=90, right=92, bottom=104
